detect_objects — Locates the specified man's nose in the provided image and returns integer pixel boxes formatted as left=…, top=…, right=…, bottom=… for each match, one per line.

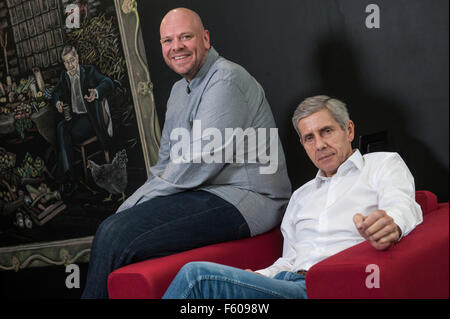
left=171, top=38, right=184, bottom=51
left=314, top=136, right=327, bottom=150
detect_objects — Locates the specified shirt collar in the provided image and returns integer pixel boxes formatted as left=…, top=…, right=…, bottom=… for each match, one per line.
left=314, top=149, right=363, bottom=187
left=184, top=47, right=219, bottom=92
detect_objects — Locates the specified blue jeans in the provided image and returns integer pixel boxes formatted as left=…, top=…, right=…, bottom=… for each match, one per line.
left=163, top=262, right=308, bottom=299
left=81, top=191, right=250, bottom=299
left=56, top=114, right=95, bottom=181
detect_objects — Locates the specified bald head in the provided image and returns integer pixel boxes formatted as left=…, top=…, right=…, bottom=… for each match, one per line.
left=160, top=8, right=205, bottom=35
left=160, top=8, right=211, bottom=81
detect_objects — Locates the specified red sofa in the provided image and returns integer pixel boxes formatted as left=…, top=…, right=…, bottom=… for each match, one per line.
left=107, top=190, right=449, bottom=299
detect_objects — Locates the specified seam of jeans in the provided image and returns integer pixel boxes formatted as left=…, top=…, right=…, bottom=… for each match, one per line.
left=183, top=275, right=297, bottom=299
left=118, top=202, right=241, bottom=264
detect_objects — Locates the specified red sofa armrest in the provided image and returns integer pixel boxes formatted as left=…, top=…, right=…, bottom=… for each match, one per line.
left=306, top=203, right=449, bottom=298
left=108, top=227, right=283, bottom=299
left=415, top=190, right=438, bottom=215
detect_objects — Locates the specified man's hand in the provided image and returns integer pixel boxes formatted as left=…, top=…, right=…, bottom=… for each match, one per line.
left=353, top=210, right=401, bottom=250
left=56, top=101, right=63, bottom=113
left=84, top=89, right=97, bottom=102
left=245, top=269, right=264, bottom=276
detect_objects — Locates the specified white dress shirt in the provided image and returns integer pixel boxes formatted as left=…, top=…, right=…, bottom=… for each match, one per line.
left=256, top=150, right=423, bottom=278
left=68, top=66, right=88, bottom=114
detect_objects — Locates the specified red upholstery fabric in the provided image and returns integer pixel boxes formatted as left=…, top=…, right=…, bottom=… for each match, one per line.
left=415, top=190, right=438, bottom=215
left=108, top=190, right=449, bottom=299
left=108, top=226, right=283, bottom=299
left=306, top=202, right=449, bottom=298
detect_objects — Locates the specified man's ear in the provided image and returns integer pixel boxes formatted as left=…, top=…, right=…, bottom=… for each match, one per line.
left=203, top=30, right=211, bottom=50
left=347, top=120, right=355, bottom=142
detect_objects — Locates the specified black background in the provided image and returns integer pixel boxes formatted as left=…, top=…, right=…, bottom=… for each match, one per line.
left=139, top=0, right=449, bottom=201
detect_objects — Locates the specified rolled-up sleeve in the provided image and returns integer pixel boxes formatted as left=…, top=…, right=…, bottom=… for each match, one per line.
left=374, top=153, right=423, bottom=238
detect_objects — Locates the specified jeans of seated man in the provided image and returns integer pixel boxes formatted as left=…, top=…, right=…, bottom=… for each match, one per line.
left=81, top=190, right=251, bottom=299
left=56, top=113, right=94, bottom=192
left=163, top=261, right=308, bottom=299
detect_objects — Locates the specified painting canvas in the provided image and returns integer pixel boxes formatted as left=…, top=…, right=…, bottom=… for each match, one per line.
left=0, top=0, right=160, bottom=270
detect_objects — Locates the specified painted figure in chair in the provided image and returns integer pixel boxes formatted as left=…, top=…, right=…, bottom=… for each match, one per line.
left=53, top=45, right=114, bottom=196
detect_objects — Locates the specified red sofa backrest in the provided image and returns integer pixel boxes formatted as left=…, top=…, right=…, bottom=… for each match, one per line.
left=415, top=190, right=439, bottom=215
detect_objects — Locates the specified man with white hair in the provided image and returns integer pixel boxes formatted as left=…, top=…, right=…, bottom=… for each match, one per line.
left=163, top=95, right=423, bottom=299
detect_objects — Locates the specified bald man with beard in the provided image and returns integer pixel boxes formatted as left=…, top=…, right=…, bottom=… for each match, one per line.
left=81, top=8, right=291, bottom=298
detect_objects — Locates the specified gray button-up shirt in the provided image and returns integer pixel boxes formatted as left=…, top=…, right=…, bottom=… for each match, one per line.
left=117, top=47, right=292, bottom=235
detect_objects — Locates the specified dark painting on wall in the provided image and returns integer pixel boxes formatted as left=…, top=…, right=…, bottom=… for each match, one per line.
left=0, top=0, right=160, bottom=271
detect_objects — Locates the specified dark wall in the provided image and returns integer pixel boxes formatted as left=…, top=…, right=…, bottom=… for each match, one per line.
left=138, top=0, right=449, bottom=201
